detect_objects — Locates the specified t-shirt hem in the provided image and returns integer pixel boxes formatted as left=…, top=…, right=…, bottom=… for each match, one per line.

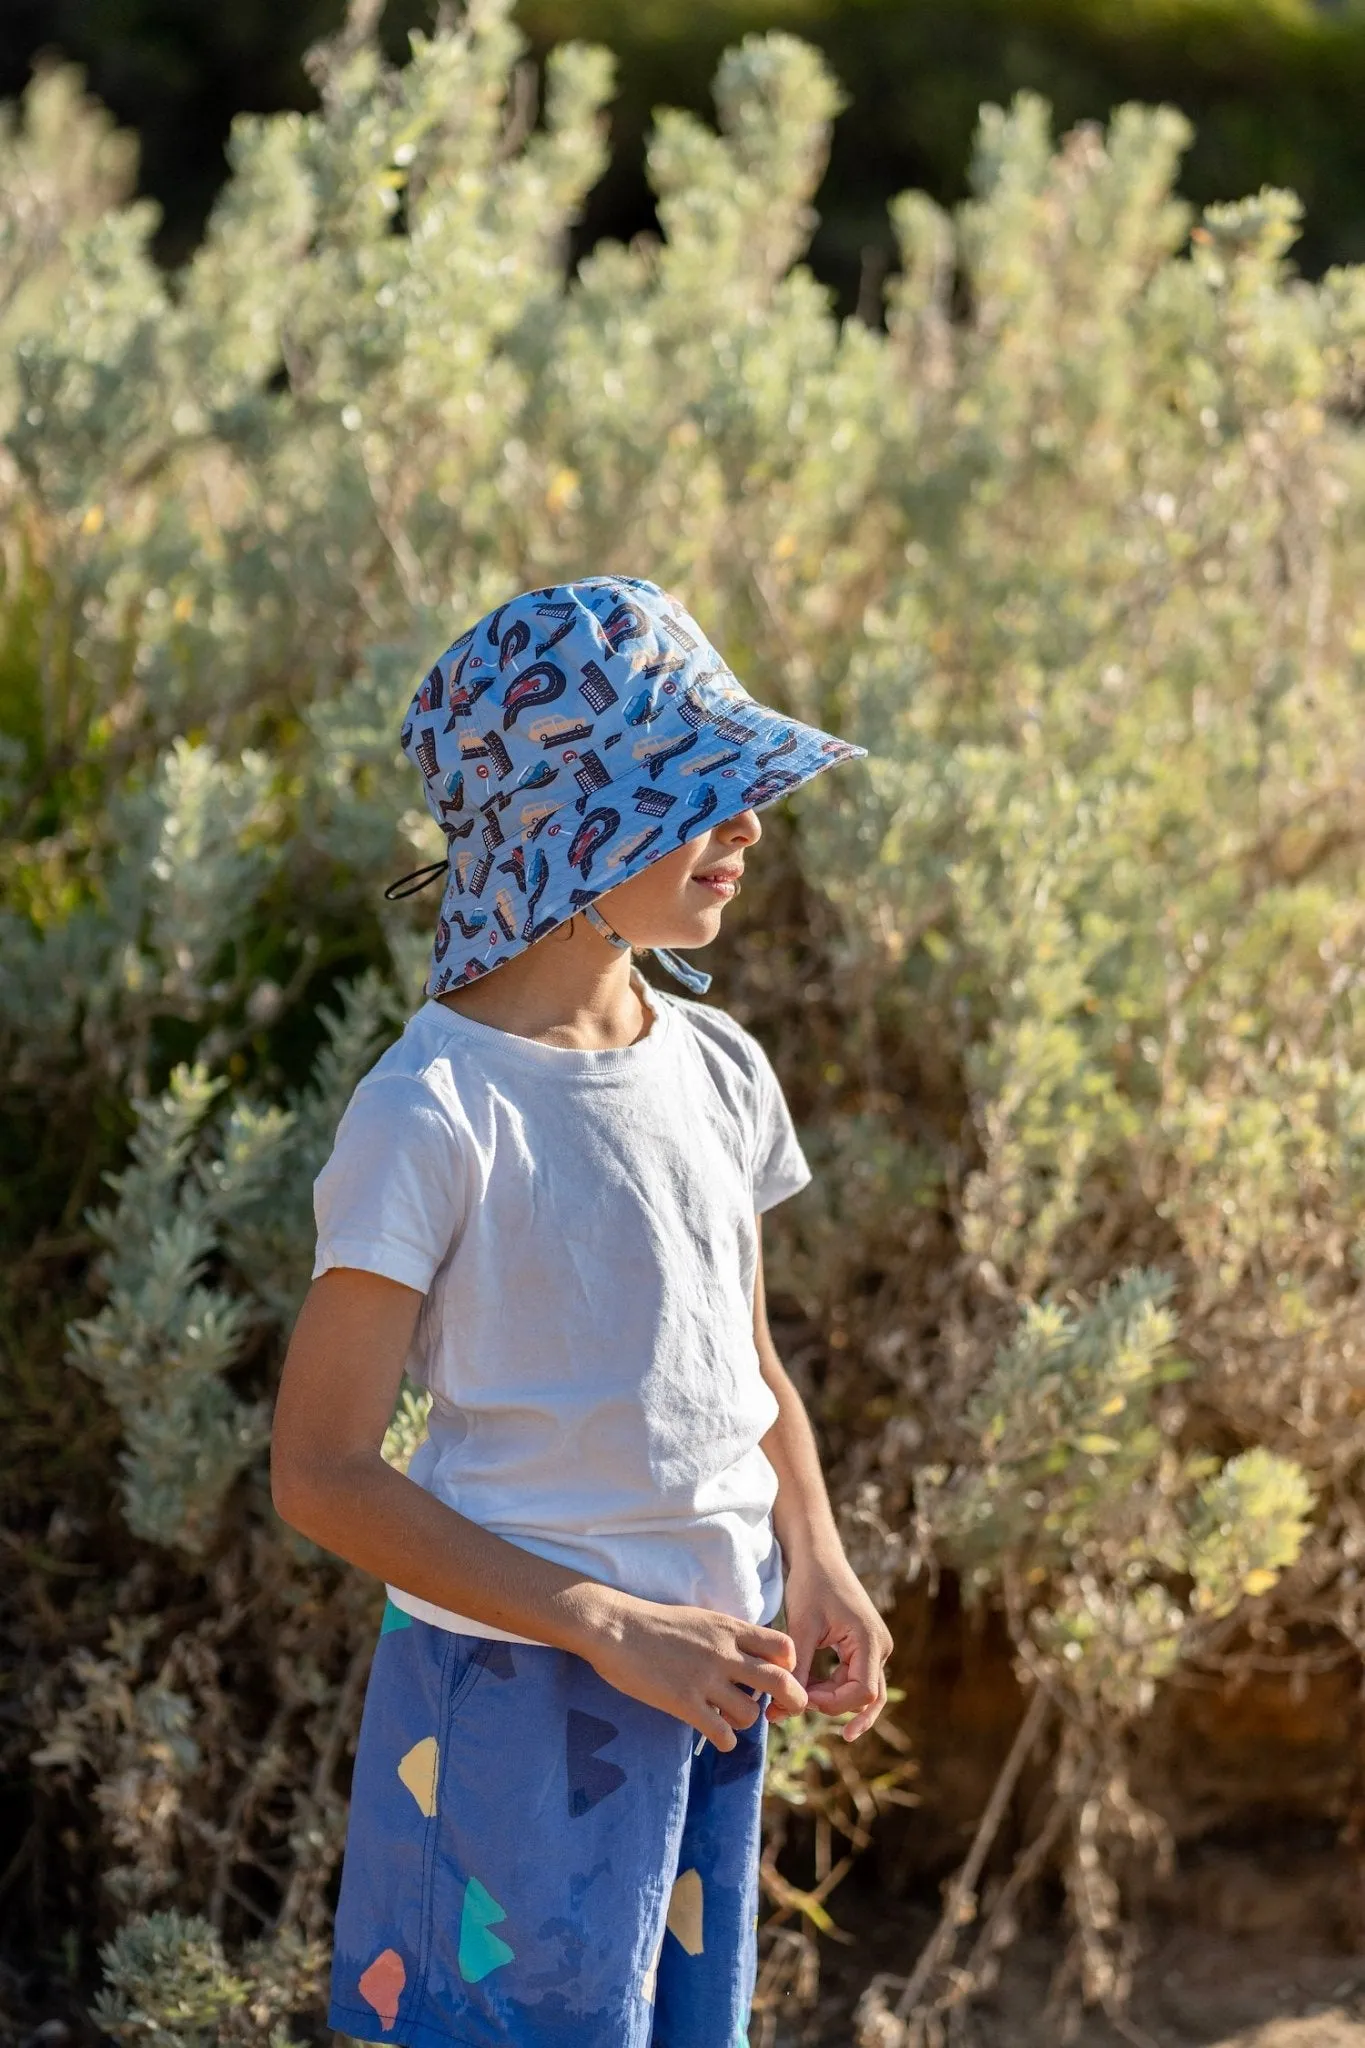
left=312, top=1237, right=435, bottom=1293
left=384, top=1583, right=546, bottom=1646
left=754, top=1163, right=813, bottom=1214
left=387, top=1541, right=785, bottom=1646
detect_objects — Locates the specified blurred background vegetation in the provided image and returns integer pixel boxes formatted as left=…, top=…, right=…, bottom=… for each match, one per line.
left=6, top=0, right=1365, bottom=300
left=5, top=3, right=1365, bottom=2046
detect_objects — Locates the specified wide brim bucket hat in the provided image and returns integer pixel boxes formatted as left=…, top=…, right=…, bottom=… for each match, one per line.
left=386, top=575, right=866, bottom=998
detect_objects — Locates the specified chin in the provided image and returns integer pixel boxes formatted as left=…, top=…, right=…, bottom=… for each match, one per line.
left=642, top=919, right=719, bottom=951
left=627, top=907, right=725, bottom=951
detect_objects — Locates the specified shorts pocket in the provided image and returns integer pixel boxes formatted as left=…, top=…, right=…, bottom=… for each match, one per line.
left=402, top=1626, right=496, bottom=2016
left=329, top=1616, right=497, bottom=2038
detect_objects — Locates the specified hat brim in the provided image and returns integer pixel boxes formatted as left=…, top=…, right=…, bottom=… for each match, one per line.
left=424, top=697, right=865, bottom=993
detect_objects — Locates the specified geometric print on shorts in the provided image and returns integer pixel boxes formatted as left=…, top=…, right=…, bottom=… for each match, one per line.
left=328, top=1601, right=768, bottom=2048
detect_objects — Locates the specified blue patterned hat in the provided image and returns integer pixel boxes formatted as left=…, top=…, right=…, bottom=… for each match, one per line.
left=388, top=575, right=865, bottom=997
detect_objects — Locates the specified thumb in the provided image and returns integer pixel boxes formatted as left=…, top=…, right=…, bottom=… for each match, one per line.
left=788, top=1614, right=824, bottom=1696
left=765, top=1615, right=824, bottom=1723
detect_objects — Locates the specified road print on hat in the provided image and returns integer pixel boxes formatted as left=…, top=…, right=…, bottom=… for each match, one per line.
left=398, top=576, right=866, bottom=997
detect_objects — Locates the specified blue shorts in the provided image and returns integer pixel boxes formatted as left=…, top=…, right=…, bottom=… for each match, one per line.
left=329, top=1601, right=767, bottom=2047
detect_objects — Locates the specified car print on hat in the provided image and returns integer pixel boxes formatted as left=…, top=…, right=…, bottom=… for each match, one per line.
left=385, top=575, right=866, bottom=997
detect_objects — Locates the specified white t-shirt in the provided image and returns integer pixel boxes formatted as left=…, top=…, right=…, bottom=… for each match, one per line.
left=309, top=974, right=812, bottom=1643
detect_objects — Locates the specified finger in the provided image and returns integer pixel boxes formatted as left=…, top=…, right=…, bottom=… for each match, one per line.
left=699, top=1699, right=738, bottom=1750
left=718, top=1685, right=763, bottom=1732
left=806, top=1676, right=877, bottom=1716
left=841, top=1675, right=888, bottom=1742
left=736, top=1625, right=797, bottom=1670
left=808, top=1625, right=880, bottom=1709
left=787, top=1618, right=823, bottom=1695
left=832, top=1622, right=893, bottom=1736
left=841, top=1662, right=888, bottom=1740
left=735, top=1659, right=807, bottom=1717
left=803, top=1645, right=877, bottom=1713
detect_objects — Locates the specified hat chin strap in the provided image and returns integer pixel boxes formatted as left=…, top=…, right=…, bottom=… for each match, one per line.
left=580, top=901, right=712, bottom=997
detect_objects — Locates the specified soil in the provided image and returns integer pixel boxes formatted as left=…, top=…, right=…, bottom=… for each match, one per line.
left=9, top=1917, right=1365, bottom=2047
left=760, top=1586, right=1365, bottom=2047
left=768, top=1878, right=1365, bottom=2047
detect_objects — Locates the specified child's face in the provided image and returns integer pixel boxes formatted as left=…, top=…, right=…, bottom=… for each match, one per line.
left=595, top=808, right=762, bottom=952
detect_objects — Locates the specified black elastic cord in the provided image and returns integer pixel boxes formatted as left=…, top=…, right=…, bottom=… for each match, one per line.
left=382, top=859, right=448, bottom=901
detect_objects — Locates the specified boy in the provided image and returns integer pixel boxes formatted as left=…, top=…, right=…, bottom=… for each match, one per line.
left=272, top=576, right=893, bottom=2047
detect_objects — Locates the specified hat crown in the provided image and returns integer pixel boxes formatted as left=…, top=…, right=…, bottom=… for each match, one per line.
left=400, top=577, right=754, bottom=840
left=396, top=575, right=861, bottom=994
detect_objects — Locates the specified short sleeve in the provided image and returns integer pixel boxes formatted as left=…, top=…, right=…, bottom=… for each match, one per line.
left=748, top=1037, right=812, bottom=1215
left=311, top=1073, right=468, bottom=1294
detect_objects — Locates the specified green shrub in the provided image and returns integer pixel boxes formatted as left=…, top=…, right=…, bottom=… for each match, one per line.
left=3, top=1, right=1363, bottom=2036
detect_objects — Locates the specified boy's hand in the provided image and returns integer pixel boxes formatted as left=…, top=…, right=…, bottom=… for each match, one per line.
left=777, top=1548, right=894, bottom=1742
left=577, top=1594, right=808, bottom=1751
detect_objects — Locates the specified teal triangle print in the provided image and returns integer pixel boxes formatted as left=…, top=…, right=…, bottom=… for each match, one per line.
left=379, top=1597, right=413, bottom=1636
left=458, top=1876, right=515, bottom=1983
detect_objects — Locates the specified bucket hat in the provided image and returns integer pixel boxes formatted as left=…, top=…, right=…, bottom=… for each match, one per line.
left=384, top=575, right=865, bottom=998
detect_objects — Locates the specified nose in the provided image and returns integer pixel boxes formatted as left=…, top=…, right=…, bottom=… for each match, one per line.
left=722, top=807, right=762, bottom=847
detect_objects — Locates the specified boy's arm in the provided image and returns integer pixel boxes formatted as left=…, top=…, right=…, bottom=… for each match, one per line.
left=272, top=1268, right=626, bottom=1648
left=272, top=1265, right=808, bottom=1747
left=753, top=1217, right=894, bottom=1741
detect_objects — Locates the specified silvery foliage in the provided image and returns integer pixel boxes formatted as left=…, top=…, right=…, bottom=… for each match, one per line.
left=6, top=0, right=1365, bottom=2027
left=64, top=968, right=407, bottom=1549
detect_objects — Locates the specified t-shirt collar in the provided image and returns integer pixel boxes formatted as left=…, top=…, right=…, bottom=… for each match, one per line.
left=417, top=968, right=677, bottom=1075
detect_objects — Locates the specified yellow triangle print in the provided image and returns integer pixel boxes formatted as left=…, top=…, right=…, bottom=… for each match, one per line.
left=666, top=1867, right=704, bottom=1956
left=397, top=1735, right=439, bottom=1818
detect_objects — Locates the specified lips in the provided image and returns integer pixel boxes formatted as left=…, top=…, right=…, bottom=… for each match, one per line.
left=691, top=864, right=743, bottom=897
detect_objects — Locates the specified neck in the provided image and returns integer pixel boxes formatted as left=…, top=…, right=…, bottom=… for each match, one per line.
left=433, top=920, right=654, bottom=1050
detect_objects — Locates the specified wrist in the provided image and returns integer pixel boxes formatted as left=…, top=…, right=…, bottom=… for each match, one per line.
left=778, top=1516, right=847, bottom=1575
left=549, top=1579, right=642, bottom=1659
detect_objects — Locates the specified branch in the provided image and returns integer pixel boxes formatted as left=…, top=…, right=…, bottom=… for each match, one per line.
left=893, top=1684, right=1053, bottom=2020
